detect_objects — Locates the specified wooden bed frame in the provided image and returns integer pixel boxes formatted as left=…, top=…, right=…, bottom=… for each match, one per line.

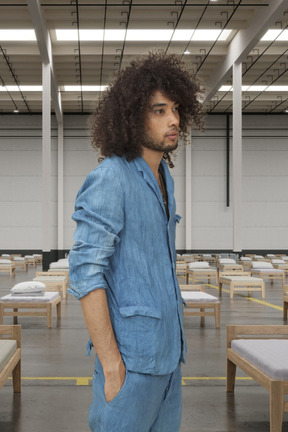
left=0, top=325, right=21, bottom=392
left=227, top=325, right=288, bottom=432
left=180, top=284, right=220, bottom=328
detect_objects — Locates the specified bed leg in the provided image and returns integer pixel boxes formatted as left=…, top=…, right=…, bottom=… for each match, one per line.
left=226, top=358, right=236, bottom=392
left=270, top=381, right=283, bottom=432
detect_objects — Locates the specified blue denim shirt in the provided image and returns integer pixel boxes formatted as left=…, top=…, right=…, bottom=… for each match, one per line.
left=68, top=155, right=186, bottom=375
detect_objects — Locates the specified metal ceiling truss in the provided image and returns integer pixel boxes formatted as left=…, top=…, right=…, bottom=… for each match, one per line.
left=0, top=0, right=287, bottom=114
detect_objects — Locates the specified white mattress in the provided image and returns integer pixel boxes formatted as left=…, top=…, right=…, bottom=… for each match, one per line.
left=0, top=292, right=59, bottom=303
left=251, top=269, right=284, bottom=274
left=231, top=339, right=288, bottom=380
left=48, top=268, right=68, bottom=272
left=182, top=291, right=218, bottom=303
left=0, top=340, right=17, bottom=370
left=221, top=276, right=262, bottom=282
left=33, top=276, right=66, bottom=282
left=188, top=268, right=217, bottom=272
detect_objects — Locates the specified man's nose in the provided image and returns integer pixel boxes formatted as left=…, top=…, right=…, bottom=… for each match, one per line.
left=168, top=110, right=179, bottom=127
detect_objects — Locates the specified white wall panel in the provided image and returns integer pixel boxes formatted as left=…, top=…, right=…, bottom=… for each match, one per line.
left=0, top=227, right=42, bottom=249
left=191, top=176, right=227, bottom=202
left=0, top=177, right=41, bottom=202
left=192, top=227, right=232, bottom=249
left=243, top=148, right=288, bottom=176
left=64, top=150, right=99, bottom=175
left=243, top=176, right=288, bottom=202
left=0, top=113, right=287, bottom=252
left=191, top=202, right=232, bottom=227
left=191, top=148, right=226, bottom=176
left=242, top=228, right=288, bottom=250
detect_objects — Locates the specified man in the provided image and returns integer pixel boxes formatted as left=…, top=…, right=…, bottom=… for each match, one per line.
left=69, top=53, right=204, bottom=432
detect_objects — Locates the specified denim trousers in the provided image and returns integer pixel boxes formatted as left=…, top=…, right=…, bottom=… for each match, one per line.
left=88, top=359, right=182, bottom=432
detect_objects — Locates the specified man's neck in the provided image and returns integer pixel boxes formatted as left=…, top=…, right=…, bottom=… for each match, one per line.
left=141, top=147, right=164, bottom=179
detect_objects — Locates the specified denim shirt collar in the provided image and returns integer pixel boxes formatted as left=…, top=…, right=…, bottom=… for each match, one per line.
left=132, top=156, right=174, bottom=220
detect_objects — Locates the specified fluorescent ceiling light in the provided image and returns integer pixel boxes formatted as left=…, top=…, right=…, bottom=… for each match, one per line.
left=276, top=30, right=288, bottom=41
left=243, top=85, right=268, bottom=92
left=64, top=85, right=108, bottom=91
left=261, top=29, right=288, bottom=41
left=0, top=85, right=108, bottom=93
left=219, top=86, right=232, bottom=92
left=0, top=29, right=36, bottom=41
left=127, top=29, right=173, bottom=41
left=56, top=28, right=231, bottom=42
left=177, top=29, right=231, bottom=41
left=0, top=85, right=42, bottom=92
left=57, top=29, right=127, bottom=41
left=265, top=86, right=288, bottom=92
left=219, top=85, right=288, bottom=92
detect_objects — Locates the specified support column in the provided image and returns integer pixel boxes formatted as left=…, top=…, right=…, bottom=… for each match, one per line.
left=232, top=61, right=242, bottom=252
left=58, top=122, right=64, bottom=252
left=42, top=61, right=51, bottom=270
left=185, top=133, right=192, bottom=251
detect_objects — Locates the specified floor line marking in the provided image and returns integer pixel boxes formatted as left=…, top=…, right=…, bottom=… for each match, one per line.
left=205, top=283, right=283, bottom=311
left=8, top=376, right=252, bottom=387
left=182, top=376, right=251, bottom=381
left=8, top=376, right=93, bottom=386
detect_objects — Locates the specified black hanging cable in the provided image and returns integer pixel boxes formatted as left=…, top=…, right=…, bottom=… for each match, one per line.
left=73, top=0, right=84, bottom=112
left=180, top=0, right=211, bottom=60
left=212, top=46, right=288, bottom=113
left=99, top=0, right=108, bottom=94
left=195, top=0, right=242, bottom=112
left=243, top=65, right=288, bottom=111
left=242, top=24, right=288, bottom=77
left=195, top=0, right=243, bottom=75
left=0, top=44, right=31, bottom=112
left=164, top=0, right=188, bottom=55
left=269, top=94, right=288, bottom=113
left=0, top=74, right=19, bottom=112
left=118, top=0, right=133, bottom=71
left=208, top=89, right=231, bottom=112
left=221, top=25, right=288, bottom=113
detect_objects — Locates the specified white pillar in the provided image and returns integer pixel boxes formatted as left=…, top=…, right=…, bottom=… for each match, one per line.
left=185, top=133, right=192, bottom=250
left=42, top=61, right=51, bottom=254
left=58, top=122, right=64, bottom=250
left=232, top=61, right=242, bottom=252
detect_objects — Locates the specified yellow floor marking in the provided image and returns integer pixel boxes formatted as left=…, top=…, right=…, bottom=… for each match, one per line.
left=245, top=297, right=283, bottom=310
left=205, top=283, right=283, bottom=311
left=181, top=376, right=252, bottom=385
left=182, top=376, right=251, bottom=381
left=8, top=376, right=252, bottom=387
left=9, top=376, right=92, bottom=386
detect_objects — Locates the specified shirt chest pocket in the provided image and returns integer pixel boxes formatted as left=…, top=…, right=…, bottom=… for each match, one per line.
left=116, top=306, right=161, bottom=359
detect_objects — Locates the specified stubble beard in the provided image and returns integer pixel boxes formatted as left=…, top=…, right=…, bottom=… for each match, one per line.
left=142, top=135, right=179, bottom=153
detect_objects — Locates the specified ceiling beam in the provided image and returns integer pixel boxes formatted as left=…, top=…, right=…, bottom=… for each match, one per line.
left=203, top=0, right=288, bottom=104
left=27, top=0, right=63, bottom=122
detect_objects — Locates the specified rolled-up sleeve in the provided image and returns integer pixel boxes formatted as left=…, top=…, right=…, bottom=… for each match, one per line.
left=68, top=165, right=124, bottom=299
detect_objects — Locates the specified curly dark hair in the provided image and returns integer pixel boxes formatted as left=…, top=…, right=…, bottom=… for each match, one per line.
left=90, top=52, right=204, bottom=166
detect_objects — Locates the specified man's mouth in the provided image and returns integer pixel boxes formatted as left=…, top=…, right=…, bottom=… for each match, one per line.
left=166, top=131, right=178, bottom=139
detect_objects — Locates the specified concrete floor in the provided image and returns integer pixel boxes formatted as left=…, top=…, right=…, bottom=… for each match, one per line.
left=0, top=265, right=287, bottom=431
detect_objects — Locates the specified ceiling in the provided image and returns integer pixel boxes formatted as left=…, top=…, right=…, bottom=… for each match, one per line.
left=0, top=0, right=288, bottom=117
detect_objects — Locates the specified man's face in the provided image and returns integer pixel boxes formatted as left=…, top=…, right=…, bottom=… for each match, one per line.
left=143, top=90, right=180, bottom=153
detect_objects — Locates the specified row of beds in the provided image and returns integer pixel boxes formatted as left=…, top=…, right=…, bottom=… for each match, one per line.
left=1, top=252, right=288, bottom=431
left=177, top=253, right=288, bottom=432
